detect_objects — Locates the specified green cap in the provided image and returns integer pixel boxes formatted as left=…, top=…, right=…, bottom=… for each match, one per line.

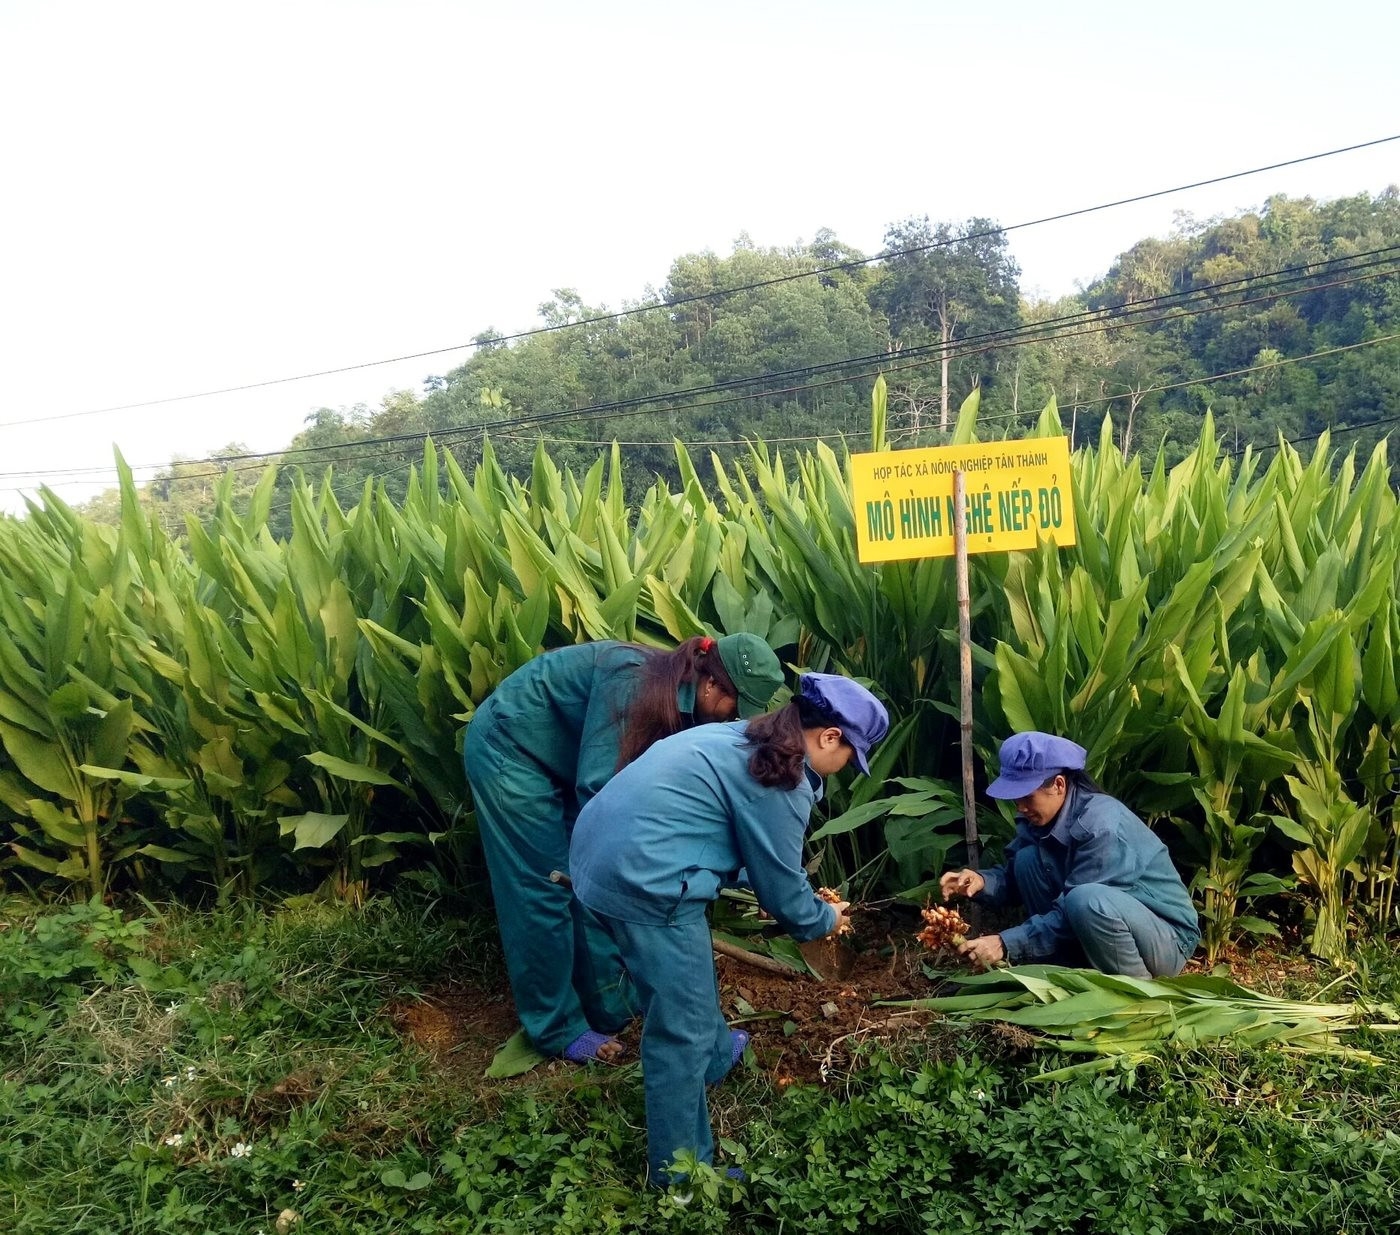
left=715, top=633, right=784, bottom=718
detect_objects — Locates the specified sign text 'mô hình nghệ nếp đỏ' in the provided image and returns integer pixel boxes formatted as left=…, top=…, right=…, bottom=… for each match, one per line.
left=849, top=437, right=1076, bottom=563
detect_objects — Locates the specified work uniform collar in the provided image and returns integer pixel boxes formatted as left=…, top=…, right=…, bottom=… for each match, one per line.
left=1020, top=781, right=1083, bottom=842
left=803, top=761, right=825, bottom=802
left=676, top=680, right=697, bottom=722
left=1046, top=781, right=1084, bottom=843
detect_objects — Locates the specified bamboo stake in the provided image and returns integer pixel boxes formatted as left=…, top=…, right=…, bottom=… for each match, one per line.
left=954, top=470, right=980, bottom=869
left=711, top=936, right=806, bottom=978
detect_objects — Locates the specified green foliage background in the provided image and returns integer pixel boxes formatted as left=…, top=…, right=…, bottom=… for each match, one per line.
left=4, top=376, right=1400, bottom=962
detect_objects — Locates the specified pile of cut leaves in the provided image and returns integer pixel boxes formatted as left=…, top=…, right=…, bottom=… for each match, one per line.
left=884, top=965, right=1400, bottom=1080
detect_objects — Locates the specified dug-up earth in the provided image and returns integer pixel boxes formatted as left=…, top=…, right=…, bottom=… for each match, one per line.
left=389, top=903, right=1322, bottom=1091
left=390, top=903, right=1025, bottom=1089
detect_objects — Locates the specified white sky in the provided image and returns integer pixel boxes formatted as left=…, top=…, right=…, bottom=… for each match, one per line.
left=2, top=0, right=1397, bottom=512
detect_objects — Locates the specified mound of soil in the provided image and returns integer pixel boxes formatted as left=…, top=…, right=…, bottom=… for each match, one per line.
left=389, top=904, right=1321, bottom=1091
left=714, top=905, right=944, bottom=1084
left=392, top=904, right=959, bottom=1088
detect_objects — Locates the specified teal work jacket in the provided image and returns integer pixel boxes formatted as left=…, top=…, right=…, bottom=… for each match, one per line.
left=471, top=641, right=655, bottom=811
left=570, top=721, right=837, bottom=943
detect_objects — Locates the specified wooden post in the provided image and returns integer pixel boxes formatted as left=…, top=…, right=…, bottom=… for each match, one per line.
left=953, top=470, right=980, bottom=869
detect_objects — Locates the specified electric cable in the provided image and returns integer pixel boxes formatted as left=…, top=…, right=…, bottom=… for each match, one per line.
left=8, top=247, right=1394, bottom=487
left=3, top=135, right=1396, bottom=433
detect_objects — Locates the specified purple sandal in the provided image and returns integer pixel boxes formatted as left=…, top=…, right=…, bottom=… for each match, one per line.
left=562, top=1030, right=617, bottom=1063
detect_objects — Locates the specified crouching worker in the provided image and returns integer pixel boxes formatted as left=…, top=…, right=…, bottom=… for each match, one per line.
left=569, top=673, right=889, bottom=1185
left=941, top=732, right=1200, bottom=978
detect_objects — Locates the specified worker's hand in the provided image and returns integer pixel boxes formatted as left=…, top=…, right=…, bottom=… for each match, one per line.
left=957, top=933, right=1006, bottom=970
left=825, top=900, right=852, bottom=937
left=940, top=868, right=985, bottom=900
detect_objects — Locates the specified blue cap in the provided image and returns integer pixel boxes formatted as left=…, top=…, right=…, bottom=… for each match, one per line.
left=798, top=673, right=890, bottom=776
left=985, top=732, right=1087, bottom=799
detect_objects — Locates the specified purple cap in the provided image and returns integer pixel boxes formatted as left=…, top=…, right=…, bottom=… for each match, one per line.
left=985, top=732, right=1087, bottom=799
left=798, top=673, right=890, bottom=775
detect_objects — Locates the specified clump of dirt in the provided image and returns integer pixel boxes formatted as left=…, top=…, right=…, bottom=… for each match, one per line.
left=387, top=905, right=960, bottom=1090
left=389, top=986, right=520, bottom=1079
left=717, top=905, right=949, bottom=1085
left=390, top=903, right=1329, bottom=1093
left=1183, top=938, right=1322, bottom=996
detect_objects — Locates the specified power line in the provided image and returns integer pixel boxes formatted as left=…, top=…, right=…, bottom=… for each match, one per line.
left=1237, top=396, right=1400, bottom=458
left=493, top=332, right=1400, bottom=445
left=406, top=259, right=1399, bottom=444
left=7, top=259, right=1397, bottom=496
left=7, top=246, right=1394, bottom=488
left=254, top=330, right=1400, bottom=511
left=9, top=325, right=1397, bottom=502
left=3, top=135, right=1396, bottom=434
left=1236, top=412, right=1400, bottom=459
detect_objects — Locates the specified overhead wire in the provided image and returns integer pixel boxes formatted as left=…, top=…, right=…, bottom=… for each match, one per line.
left=231, top=327, right=1400, bottom=522
left=8, top=325, right=1396, bottom=500
left=487, top=331, right=1400, bottom=446
left=6, top=246, right=1396, bottom=490
left=2, top=134, right=1397, bottom=434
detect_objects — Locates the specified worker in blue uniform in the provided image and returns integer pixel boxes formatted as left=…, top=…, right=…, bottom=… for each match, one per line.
left=570, top=672, right=890, bottom=1184
left=463, top=634, right=784, bottom=1064
left=941, top=731, right=1200, bottom=976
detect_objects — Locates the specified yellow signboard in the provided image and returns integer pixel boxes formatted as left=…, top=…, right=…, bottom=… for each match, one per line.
left=850, top=437, right=1076, bottom=563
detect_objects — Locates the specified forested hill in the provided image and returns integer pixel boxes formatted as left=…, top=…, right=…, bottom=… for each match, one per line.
left=91, top=190, right=1400, bottom=532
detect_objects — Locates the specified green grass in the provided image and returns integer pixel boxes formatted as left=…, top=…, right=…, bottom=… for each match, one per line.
left=2, top=893, right=1398, bottom=1234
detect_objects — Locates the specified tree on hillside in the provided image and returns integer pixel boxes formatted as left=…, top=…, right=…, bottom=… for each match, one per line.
left=417, top=237, right=882, bottom=496
left=147, top=444, right=264, bottom=536
left=873, top=216, right=1021, bottom=432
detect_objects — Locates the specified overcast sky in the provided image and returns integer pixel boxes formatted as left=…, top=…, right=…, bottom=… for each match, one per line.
left=1, top=0, right=1397, bottom=512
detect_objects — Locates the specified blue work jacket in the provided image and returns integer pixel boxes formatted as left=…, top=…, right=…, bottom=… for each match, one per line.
left=976, top=784, right=1201, bottom=963
left=570, top=721, right=837, bottom=943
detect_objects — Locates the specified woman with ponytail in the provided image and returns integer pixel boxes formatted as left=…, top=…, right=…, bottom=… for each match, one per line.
left=463, top=634, right=784, bottom=1064
left=569, top=673, right=890, bottom=1184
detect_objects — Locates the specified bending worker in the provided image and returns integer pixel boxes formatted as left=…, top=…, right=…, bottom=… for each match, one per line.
left=570, top=672, right=890, bottom=1185
left=463, top=634, right=784, bottom=1064
left=941, top=731, right=1200, bottom=977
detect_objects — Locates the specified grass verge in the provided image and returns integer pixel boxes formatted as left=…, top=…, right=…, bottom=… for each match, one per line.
left=2, top=892, right=1398, bottom=1234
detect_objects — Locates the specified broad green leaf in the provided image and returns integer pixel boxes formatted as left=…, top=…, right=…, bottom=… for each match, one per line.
left=26, top=798, right=86, bottom=848
left=485, top=1027, right=546, bottom=1079
left=79, top=765, right=192, bottom=792
left=0, top=720, right=79, bottom=800
left=281, top=811, right=350, bottom=850
left=46, top=682, right=89, bottom=721
left=303, top=751, right=406, bottom=791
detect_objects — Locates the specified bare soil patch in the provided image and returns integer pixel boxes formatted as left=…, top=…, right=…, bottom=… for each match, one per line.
left=387, top=905, right=1323, bottom=1092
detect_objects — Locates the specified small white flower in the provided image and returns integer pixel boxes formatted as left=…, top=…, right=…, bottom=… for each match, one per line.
left=184, top=1065, right=197, bottom=1081
left=163, top=1134, right=184, bottom=1148
left=974, top=1088, right=987, bottom=1102
left=230, top=1141, right=251, bottom=1158
left=162, top=1075, right=178, bottom=1088
left=166, top=1002, right=184, bottom=1015
left=291, top=1180, right=305, bottom=1192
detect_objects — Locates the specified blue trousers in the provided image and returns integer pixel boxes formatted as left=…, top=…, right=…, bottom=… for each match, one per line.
left=1010, top=848, right=1188, bottom=978
left=463, top=720, right=634, bottom=1056
left=596, top=911, right=737, bottom=1183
